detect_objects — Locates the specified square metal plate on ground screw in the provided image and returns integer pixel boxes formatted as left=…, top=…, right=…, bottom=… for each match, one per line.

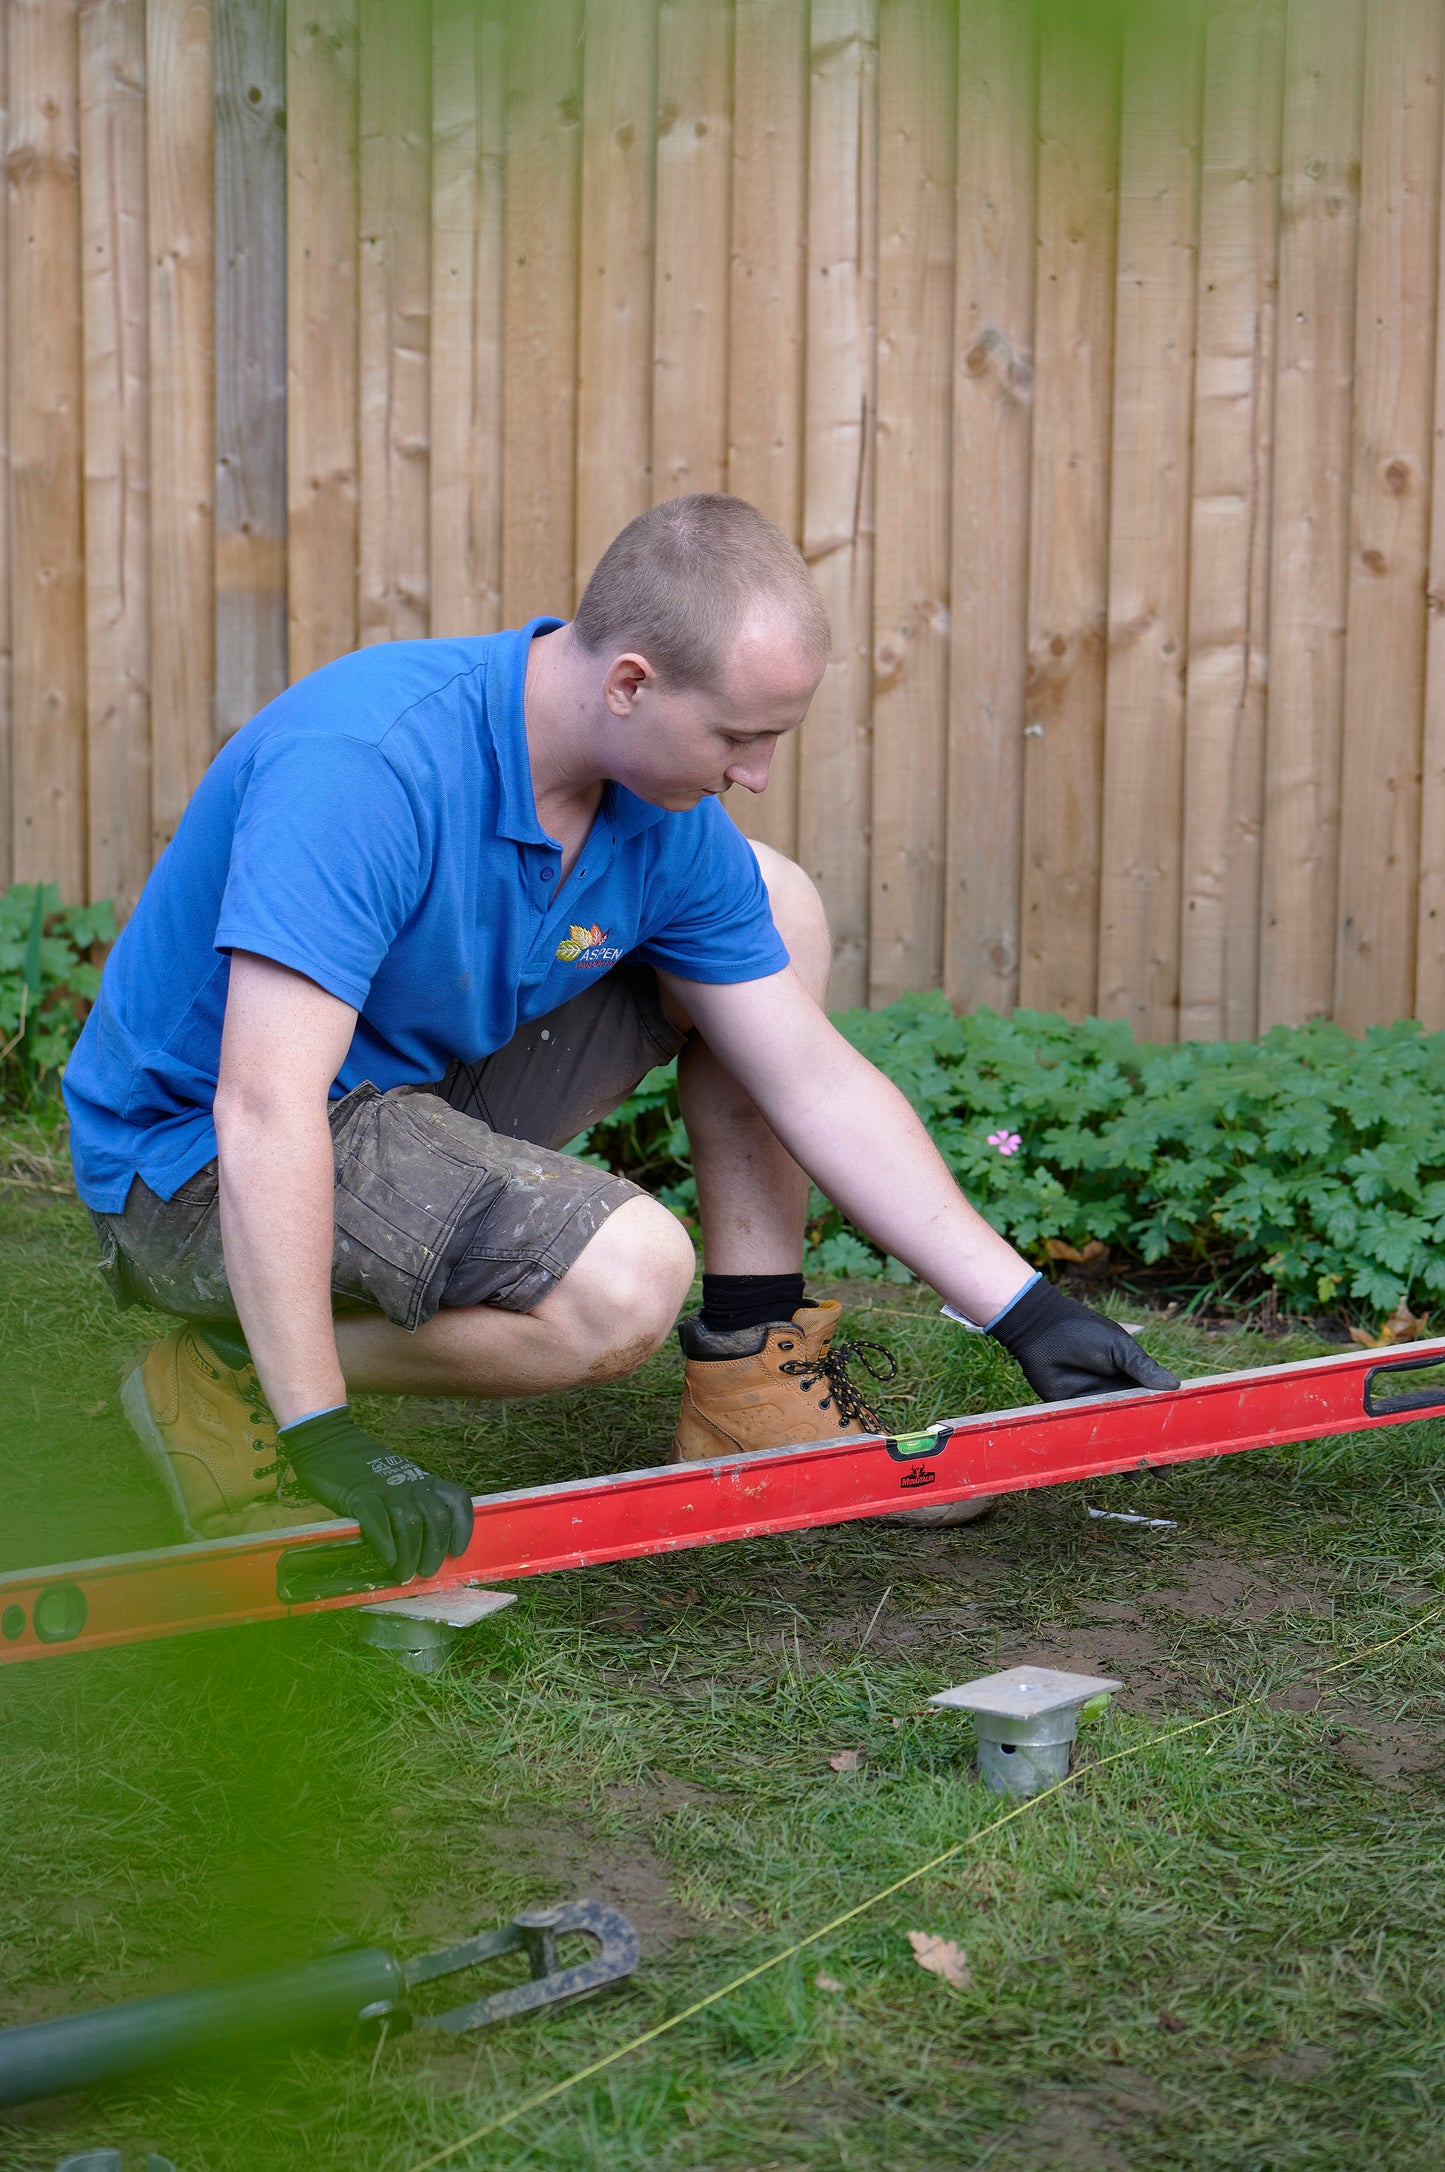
left=355, top=1587, right=516, bottom=1674
left=929, top=1666, right=1122, bottom=1798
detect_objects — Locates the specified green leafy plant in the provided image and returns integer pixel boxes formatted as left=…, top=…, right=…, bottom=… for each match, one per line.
left=581, top=993, right=1445, bottom=1324
left=0, top=883, right=115, bottom=1106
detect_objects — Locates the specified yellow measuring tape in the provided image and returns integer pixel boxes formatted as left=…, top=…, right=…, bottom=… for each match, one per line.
left=404, top=1602, right=1443, bottom=2172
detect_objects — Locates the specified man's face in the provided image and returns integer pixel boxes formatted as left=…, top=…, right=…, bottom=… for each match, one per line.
left=600, top=601, right=825, bottom=812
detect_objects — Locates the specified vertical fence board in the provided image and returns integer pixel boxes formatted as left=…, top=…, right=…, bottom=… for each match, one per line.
left=8, top=0, right=86, bottom=896
left=215, top=0, right=286, bottom=735
left=575, top=0, right=658, bottom=592
left=652, top=0, right=732, bottom=502
left=869, top=0, right=957, bottom=1007
left=1418, top=64, right=1445, bottom=1025
left=148, top=0, right=214, bottom=855
left=1333, top=0, right=1443, bottom=1032
left=1258, top=0, right=1364, bottom=1027
left=944, top=0, right=1035, bottom=1013
left=286, top=0, right=357, bottom=679
left=800, top=0, right=877, bottom=1006
left=430, top=0, right=505, bottom=638
left=1019, top=5, right=1120, bottom=1017
left=1180, top=0, right=1284, bottom=1044
left=358, top=0, right=429, bottom=645
left=1097, top=3, right=1203, bottom=1039
left=80, top=0, right=150, bottom=919
left=726, top=0, right=807, bottom=858
left=501, top=0, right=583, bottom=622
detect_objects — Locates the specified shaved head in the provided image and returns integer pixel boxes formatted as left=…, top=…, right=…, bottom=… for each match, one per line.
left=573, top=494, right=830, bottom=691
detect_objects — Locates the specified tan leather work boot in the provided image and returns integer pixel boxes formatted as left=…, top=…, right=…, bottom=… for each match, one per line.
left=121, top=1326, right=336, bottom=1540
left=671, top=1298, right=993, bottom=1526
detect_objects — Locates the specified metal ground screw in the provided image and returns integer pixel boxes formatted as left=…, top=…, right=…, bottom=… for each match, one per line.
left=928, top=1665, right=1122, bottom=1798
left=354, top=1587, right=516, bottom=1675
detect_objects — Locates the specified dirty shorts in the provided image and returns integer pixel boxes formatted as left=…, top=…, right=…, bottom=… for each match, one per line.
left=89, top=964, right=686, bottom=1334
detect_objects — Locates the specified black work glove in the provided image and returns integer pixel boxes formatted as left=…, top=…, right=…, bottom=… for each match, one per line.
left=280, top=1407, right=474, bottom=1583
left=988, top=1277, right=1180, bottom=1402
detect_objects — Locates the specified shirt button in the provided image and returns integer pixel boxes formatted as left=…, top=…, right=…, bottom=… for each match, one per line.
left=540, top=867, right=553, bottom=882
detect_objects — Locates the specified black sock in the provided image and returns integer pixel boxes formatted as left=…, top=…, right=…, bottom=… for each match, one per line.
left=699, top=1272, right=806, bottom=1336
left=199, top=1319, right=252, bottom=1371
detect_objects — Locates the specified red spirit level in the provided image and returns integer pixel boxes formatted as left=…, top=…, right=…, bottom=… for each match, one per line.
left=3, top=1338, right=1444, bottom=1666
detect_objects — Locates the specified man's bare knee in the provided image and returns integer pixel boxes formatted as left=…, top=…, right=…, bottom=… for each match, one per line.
left=544, top=1195, right=695, bottom=1381
left=749, top=840, right=831, bottom=1003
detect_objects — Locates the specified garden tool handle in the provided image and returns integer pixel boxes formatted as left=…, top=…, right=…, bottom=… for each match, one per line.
left=0, top=1945, right=404, bottom=2108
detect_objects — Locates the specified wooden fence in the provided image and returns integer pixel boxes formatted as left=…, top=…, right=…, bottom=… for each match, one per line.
left=4, top=0, right=1445, bottom=1039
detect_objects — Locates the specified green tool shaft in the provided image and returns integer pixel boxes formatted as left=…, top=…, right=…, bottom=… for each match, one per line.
left=0, top=1946, right=403, bottom=2108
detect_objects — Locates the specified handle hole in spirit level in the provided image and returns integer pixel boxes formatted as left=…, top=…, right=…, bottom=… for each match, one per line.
left=1, top=1604, right=24, bottom=1641
left=277, top=1538, right=394, bottom=1604
left=32, top=1584, right=87, bottom=1644
left=1363, top=1355, right=1445, bottom=1418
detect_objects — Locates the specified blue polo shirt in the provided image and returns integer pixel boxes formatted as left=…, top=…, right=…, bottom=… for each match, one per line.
left=64, top=619, right=789, bottom=1211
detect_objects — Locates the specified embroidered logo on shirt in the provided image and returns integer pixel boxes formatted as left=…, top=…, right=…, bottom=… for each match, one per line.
left=555, top=922, right=624, bottom=968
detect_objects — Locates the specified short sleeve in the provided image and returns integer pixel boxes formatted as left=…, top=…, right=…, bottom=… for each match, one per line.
left=215, top=734, right=423, bottom=1010
left=631, top=802, right=790, bottom=983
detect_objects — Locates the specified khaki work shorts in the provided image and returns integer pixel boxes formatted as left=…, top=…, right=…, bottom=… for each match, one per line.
left=89, top=964, right=687, bottom=1333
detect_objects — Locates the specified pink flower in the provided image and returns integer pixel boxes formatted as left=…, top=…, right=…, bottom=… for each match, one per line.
left=987, top=1129, right=1022, bottom=1157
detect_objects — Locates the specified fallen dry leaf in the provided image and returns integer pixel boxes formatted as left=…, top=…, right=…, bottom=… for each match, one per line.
left=828, top=1748, right=863, bottom=1774
left=907, top=1930, right=971, bottom=1990
left=1045, top=1237, right=1111, bottom=1268
left=814, top=1973, right=844, bottom=1993
left=83, top=1400, right=109, bottom=1418
left=1157, top=2009, right=1188, bottom=2035
left=1350, top=1298, right=1431, bottom=1348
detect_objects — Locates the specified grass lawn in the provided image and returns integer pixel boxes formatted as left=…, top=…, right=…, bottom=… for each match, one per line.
left=2, top=1127, right=1444, bottom=2170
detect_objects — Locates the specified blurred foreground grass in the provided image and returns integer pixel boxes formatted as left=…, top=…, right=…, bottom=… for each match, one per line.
left=2, top=1148, right=1444, bottom=2169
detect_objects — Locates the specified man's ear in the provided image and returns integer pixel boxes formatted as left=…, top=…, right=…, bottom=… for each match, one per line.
left=602, top=651, right=656, bottom=718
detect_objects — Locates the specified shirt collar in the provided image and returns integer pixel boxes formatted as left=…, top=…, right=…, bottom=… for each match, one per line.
left=490, top=617, right=674, bottom=849
left=600, top=781, right=669, bottom=840
left=492, top=617, right=565, bottom=846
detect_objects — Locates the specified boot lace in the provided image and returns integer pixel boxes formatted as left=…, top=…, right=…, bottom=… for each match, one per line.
left=237, top=1364, right=284, bottom=1487
left=779, top=1336, right=898, bottom=1431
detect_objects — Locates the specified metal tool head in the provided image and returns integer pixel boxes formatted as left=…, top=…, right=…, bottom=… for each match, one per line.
left=407, top=1900, right=641, bottom=2033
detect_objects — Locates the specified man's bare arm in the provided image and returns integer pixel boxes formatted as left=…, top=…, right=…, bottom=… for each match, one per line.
left=661, top=966, right=1178, bottom=1402
left=214, top=953, right=474, bottom=1579
left=659, top=965, right=1035, bottom=1324
left=214, top=951, right=356, bottom=1426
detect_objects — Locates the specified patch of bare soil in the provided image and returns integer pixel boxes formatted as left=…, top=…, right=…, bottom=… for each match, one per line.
left=1145, top=1554, right=1334, bottom=1622
left=994, top=2067, right=1161, bottom=2169
left=728, top=1541, right=1364, bottom=1716
left=470, top=1775, right=712, bottom=1954
left=1004, top=1553, right=1344, bottom=1713
left=1326, top=1708, right=1443, bottom=1789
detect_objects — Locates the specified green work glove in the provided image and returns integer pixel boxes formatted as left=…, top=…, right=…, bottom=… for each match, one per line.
left=279, top=1407, right=474, bottom=1583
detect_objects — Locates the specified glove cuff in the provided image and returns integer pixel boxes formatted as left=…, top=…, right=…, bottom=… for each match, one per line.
left=278, top=1404, right=357, bottom=1465
left=985, top=1274, right=1076, bottom=1357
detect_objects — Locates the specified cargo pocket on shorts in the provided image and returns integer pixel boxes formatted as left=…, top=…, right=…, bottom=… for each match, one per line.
left=328, top=1084, right=506, bottom=1333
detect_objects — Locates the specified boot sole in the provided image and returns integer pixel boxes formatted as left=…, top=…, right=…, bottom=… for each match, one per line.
left=120, top=1364, right=201, bottom=1541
